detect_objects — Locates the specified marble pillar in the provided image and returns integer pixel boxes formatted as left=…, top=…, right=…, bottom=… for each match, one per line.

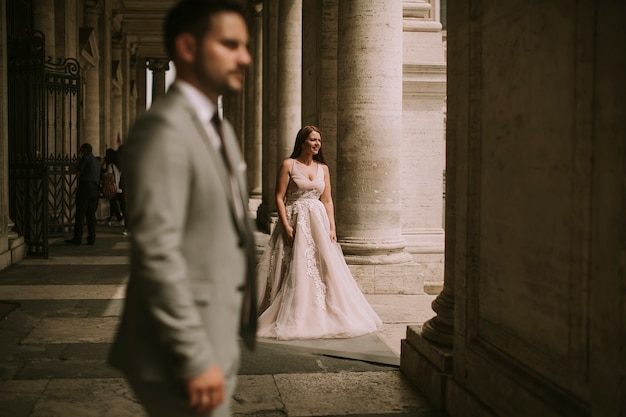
left=302, top=0, right=338, bottom=197
left=82, top=65, right=100, bottom=151
left=257, top=0, right=279, bottom=231
left=120, top=39, right=131, bottom=138
left=82, top=8, right=101, bottom=152
left=98, top=0, right=111, bottom=154
left=402, top=0, right=447, bottom=293
left=33, top=0, right=55, bottom=59
left=0, top=0, right=11, bottom=269
left=276, top=0, right=302, bottom=159
left=149, top=58, right=169, bottom=103
left=246, top=1, right=263, bottom=201
left=337, top=1, right=411, bottom=261
left=55, top=0, right=78, bottom=60
left=110, top=49, right=123, bottom=149
left=135, top=57, right=147, bottom=115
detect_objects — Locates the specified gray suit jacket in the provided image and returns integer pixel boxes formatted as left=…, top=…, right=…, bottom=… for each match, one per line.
left=108, top=84, right=252, bottom=384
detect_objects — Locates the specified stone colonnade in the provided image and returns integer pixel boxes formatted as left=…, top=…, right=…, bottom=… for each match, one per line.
left=256, top=0, right=446, bottom=294
left=0, top=0, right=447, bottom=295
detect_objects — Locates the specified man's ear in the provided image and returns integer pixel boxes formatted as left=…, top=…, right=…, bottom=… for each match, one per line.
left=175, top=32, right=196, bottom=64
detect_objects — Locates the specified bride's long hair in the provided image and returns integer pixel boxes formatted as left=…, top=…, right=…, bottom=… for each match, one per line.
left=289, top=125, right=327, bottom=164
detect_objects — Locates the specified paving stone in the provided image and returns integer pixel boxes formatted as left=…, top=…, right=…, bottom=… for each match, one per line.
left=232, top=375, right=284, bottom=415
left=30, top=378, right=146, bottom=417
left=78, top=299, right=125, bottom=317
left=0, top=379, right=49, bottom=417
left=19, top=256, right=129, bottom=266
left=274, top=371, right=431, bottom=416
left=239, top=342, right=395, bottom=376
left=60, top=343, right=112, bottom=361
left=0, top=265, right=129, bottom=285
left=0, top=285, right=126, bottom=301
left=16, top=359, right=122, bottom=380
left=21, top=317, right=118, bottom=344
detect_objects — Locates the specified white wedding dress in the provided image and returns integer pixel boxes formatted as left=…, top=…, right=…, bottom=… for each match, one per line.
left=256, top=159, right=382, bottom=340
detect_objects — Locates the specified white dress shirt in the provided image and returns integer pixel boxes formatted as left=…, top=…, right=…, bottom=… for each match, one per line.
left=174, top=79, right=222, bottom=150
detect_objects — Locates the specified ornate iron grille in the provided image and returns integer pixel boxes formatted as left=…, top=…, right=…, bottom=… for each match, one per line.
left=45, top=58, right=81, bottom=234
left=8, top=29, right=81, bottom=258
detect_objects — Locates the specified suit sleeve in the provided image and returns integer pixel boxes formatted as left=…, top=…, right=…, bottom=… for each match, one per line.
left=123, top=115, right=214, bottom=380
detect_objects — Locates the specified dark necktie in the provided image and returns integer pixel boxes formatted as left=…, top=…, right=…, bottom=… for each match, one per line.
left=211, top=112, right=257, bottom=350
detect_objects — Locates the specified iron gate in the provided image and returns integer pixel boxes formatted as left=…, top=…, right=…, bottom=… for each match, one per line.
left=8, top=30, right=81, bottom=258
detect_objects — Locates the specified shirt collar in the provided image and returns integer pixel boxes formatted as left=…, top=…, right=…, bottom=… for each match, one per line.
left=174, top=79, right=217, bottom=123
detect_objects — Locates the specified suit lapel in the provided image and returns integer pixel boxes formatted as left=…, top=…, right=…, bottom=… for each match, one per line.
left=188, top=107, right=249, bottom=247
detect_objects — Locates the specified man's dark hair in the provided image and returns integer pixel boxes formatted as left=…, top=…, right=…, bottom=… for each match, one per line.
left=164, top=0, right=248, bottom=60
left=80, top=143, right=93, bottom=154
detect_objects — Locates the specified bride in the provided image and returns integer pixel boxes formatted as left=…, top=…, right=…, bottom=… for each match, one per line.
left=256, top=126, right=382, bottom=340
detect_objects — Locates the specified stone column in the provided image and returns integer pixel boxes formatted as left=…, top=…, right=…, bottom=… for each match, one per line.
left=97, top=0, right=112, bottom=155
left=128, top=56, right=137, bottom=126
left=276, top=0, right=302, bottom=160
left=337, top=1, right=415, bottom=288
left=246, top=1, right=263, bottom=201
left=82, top=65, right=100, bottom=151
left=257, top=0, right=279, bottom=232
left=401, top=0, right=447, bottom=294
left=82, top=7, right=101, bottom=152
left=148, top=58, right=169, bottom=103
left=135, top=57, right=147, bottom=115
left=302, top=0, right=338, bottom=197
left=0, top=0, right=12, bottom=269
left=120, top=39, right=132, bottom=137
left=33, top=0, right=56, bottom=59
left=111, top=48, right=123, bottom=148
left=55, top=0, right=78, bottom=60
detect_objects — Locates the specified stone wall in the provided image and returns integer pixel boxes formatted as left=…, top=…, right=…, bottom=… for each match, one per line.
left=402, top=0, right=626, bottom=415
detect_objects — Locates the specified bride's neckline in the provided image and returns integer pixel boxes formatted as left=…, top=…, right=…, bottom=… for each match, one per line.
left=294, top=158, right=315, bottom=166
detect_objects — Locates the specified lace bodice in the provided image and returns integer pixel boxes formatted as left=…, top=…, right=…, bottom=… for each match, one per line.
left=285, top=159, right=324, bottom=203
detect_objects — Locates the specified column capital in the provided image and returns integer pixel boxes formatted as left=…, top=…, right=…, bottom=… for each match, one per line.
left=84, top=0, right=104, bottom=15
left=148, top=58, right=170, bottom=73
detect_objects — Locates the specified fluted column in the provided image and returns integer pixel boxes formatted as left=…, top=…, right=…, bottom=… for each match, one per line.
left=0, top=0, right=12, bottom=268
left=135, top=57, right=147, bottom=115
left=82, top=7, right=101, bottom=151
left=33, top=0, right=55, bottom=59
left=148, top=58, right=169, bottom=103
left=55, top=0, right=78, bottom=59
left=111, top=55, right=123, bottom=148
left=258, top=0, right=279, bottom=231
left=97, top=0, right=111, bottom=156
left=337, top=0, right=410, bottom=263
left=82, top=65, right=100, bottom=150
left=246, top=1, right=263, bottom=199
left=120, top=39, right=131, bottom=137
left=276, top=0, right=302, bottom=159
left=302, top=0, right=338, bottom=197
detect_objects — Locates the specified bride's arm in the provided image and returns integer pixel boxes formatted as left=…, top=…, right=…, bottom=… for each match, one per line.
left=275, top=159, right=294, bottom=245
left=320, top=164, right=337, bottom=242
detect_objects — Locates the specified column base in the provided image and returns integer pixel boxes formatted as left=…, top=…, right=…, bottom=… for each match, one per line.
left=0, top=248, right=10, bottom=271
left=347, top=261, right=424, bottom=294
left=256, top=203, right=278, bottom=234
left=404, top=228, right=445, bottom=294
left=400, top=324, right=453, bottom=411
left=10, top=236, right=26, bottom=265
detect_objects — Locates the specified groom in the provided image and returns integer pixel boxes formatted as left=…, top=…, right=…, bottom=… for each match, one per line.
left=108, top=1, right=256, bottom=416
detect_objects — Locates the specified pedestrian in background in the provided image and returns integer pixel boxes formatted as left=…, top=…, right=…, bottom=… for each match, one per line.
left=65, top=143, right=100, bottom=245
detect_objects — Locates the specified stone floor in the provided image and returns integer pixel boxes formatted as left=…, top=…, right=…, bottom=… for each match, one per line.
left=0, top=225, right=443, bottom=417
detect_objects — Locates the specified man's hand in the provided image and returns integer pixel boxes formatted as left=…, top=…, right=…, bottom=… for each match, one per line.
left=186, top=364, right=225, bottom=413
